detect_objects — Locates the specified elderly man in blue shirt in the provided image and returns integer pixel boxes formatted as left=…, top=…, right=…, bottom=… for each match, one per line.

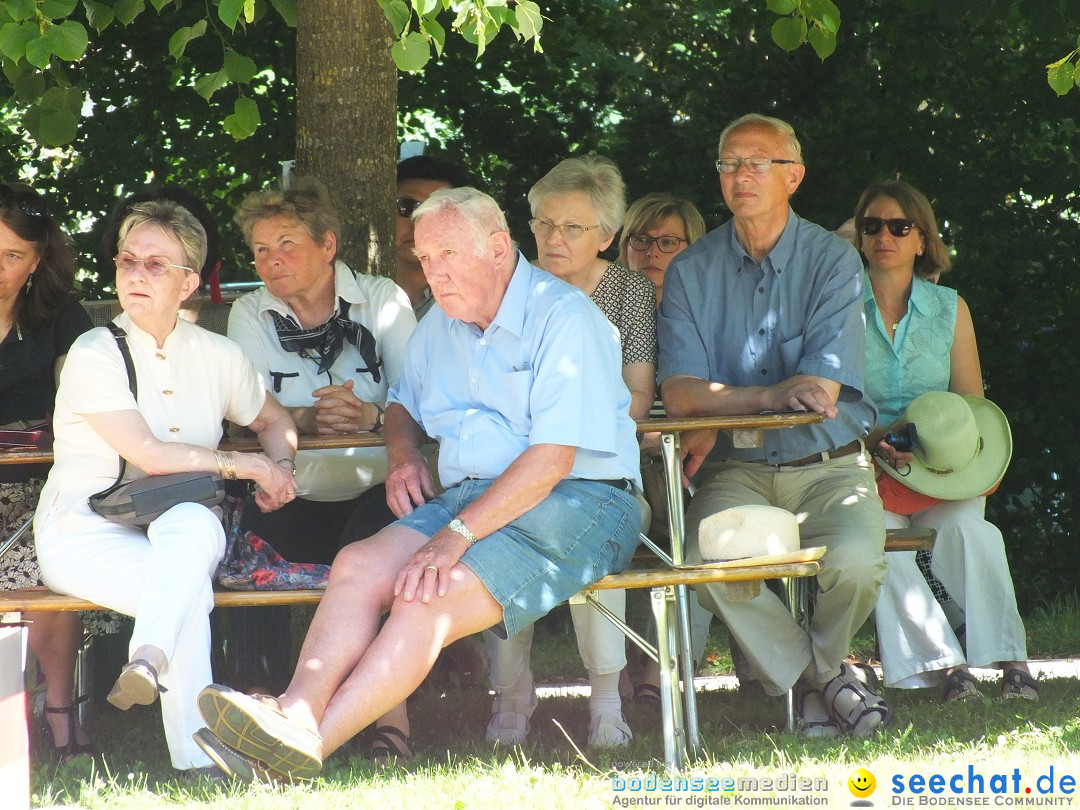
left=658, top=114, right=889, bottom=738
left=193, top=187, right=642, bottom=781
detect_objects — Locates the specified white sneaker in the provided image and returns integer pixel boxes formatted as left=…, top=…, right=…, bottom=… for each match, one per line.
left=588, top=711, right=633, bottom=748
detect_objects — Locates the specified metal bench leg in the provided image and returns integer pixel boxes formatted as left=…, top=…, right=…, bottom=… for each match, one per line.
left=673, top=583, right=700, bottom=757
left=651, top=586, right=685, bottom=772
left=783, top=576, right=810, bottom=731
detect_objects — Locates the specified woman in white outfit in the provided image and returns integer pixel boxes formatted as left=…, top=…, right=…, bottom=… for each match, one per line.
left=856, top=179, right=1035, bottom=702
left=34, top=200, right=298, bottom=775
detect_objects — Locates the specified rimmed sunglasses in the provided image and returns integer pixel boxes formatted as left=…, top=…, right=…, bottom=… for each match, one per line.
left=859, top=217, right=917, bottom=237
left=396, top=196, right=422, bottom=218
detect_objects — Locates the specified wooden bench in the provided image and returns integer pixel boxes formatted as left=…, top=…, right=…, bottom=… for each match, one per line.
left=0, top=414, right=828, bottom=780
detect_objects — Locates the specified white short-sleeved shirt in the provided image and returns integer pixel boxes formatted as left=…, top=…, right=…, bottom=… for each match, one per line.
left=227, top=260, right=417, bottom=501
left=35, top=314, right=267, bottom=536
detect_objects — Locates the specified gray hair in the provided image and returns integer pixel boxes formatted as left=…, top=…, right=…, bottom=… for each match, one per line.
left=234, top=176, right=341, bottom=249
left=118, top=199, right=207, bottom=272
left=718, top=114, right=804, bottom=163
left=618, top=193, right=707, bottom=267
left=413, top=187, right=510, bottom=255
left=527, top=155, right=626, bottom=237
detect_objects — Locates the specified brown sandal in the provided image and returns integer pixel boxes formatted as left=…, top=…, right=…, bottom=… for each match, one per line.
left=942, top=669, right=979, bottom=703
left=1000, top=669, right=1039, bottom=701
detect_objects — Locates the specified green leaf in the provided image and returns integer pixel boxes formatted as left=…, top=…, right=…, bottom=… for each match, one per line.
left=3, top=58, right=45, bottom=101
left=514, top=0, right=542, bottom=41
left=25, top=35, right=51, bottom=70
left=218, top=0, right=245, bottom=29
left=0, top=21, right=34, bottom=62
left=807, top=25, right=836, bottom=60
left=224, top=48, right=257, bottom=83
left=415, top=0, right=438, bottom=15
left=223, top=95, right=260, bottom=138
left=378, top=0, right=410, bottom=37
left=40, top=0, right=78, bottom=18
left=765, top=0, right=798, bottom=13
left=193, top=68, right=229, bottom=100
left=243, top=0, right=255, bottom=23
left=168, top=19, right=206, bottom=61
left=418, top=14, right=444, bottom=57
left=150, top=0, right=173, bottom=11
left=391, top=30, right=430, bottom=72
left=113, top=0, right=145, bottom=26
left=770, top=17, right=807, bottom=52
left=807, top=0, right=841, bottom=34
left=4, top=0, right=36, bottom=23
left=82, top=1, right=114, bottom=32
left=1047, top=61, right=1075, bottom=96
left=26, top=86, right=82, bottom=146
left=269, top=0, right=296, bottom=28
left=44, top=20, right=88, bottom=61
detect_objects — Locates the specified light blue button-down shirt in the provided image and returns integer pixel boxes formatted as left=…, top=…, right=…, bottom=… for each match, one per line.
left=389, top=252, right=641, bottom=488
left=864, top=273, right=957, bottom=429
left=657, top=208, right=876, bottom=464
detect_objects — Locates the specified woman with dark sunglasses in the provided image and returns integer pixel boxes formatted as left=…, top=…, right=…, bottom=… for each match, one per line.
left=0, top=182, right=96, bottom=762
left=854, top=179, right=1035, bottom=703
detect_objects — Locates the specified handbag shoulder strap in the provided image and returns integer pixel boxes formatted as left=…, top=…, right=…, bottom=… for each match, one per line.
left=90, top=324, right=138, bottom=500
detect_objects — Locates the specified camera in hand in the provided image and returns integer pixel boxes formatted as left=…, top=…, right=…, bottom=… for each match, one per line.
left=883, top=423, right=918, bottom=453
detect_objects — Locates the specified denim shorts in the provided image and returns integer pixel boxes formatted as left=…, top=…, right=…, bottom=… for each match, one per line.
left=393, top=478, right=640, bottom=638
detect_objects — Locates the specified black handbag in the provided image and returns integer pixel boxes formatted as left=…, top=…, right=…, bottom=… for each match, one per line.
left=87, top=324, right=224, bottom=526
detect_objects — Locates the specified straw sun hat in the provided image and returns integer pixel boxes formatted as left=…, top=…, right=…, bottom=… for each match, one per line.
left=878, top=390, right=1012, bottom=500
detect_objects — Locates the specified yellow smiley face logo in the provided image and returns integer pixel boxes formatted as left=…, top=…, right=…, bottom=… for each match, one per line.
left=848, top=768, right=876, bottom=798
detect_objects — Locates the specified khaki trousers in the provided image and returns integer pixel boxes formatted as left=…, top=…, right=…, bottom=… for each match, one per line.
left=686, top=450, right=886, bottom=695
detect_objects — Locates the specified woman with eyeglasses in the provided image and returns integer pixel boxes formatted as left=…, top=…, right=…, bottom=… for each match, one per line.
left=225, top=176, right=418, bottom=764
left=0, top=183, right=95, bottom=762
left=855, top=178, right=1034, bottom=703
left=619, top=193, right=707, bottom=307
left=34, top=200, right=298, bottom=776
left=481, top=156, right=653, bottom=750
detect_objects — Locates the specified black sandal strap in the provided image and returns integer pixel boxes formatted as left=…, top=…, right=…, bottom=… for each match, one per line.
left=371, top=725, right=413, bottom=759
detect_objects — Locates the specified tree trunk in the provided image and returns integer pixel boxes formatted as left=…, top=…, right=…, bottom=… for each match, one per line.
left=296, top=1, right=396, bottom=277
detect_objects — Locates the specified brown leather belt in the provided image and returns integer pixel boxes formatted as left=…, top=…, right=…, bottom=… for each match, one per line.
left=774, top=439, right=863, bottom=468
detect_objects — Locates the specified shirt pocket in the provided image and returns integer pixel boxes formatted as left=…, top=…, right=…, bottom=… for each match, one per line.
left=483, top=370, right=533, bottom=434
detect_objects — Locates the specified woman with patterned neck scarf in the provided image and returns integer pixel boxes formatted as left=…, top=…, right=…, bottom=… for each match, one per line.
left=225, top=176, right=417, bottom=763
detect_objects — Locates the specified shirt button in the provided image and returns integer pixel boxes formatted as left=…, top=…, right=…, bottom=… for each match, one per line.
left=470, top=377, right=477, bottom=384
left=162, top=389, right=173, bottom=395
left=761, top=369, right=767, bottom=375
left=479, top=339, right=487, bottom=346
left=757, top=287, right=764, bottom=294
left=462, top=433, right=470, bottom=440
left=169, top=427, right=180, bottom=433
left=771, top=451, right=778, bottom=457
left=758, top=328, right=765, bottom=335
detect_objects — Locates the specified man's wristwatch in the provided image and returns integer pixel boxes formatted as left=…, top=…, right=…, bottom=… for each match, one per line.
left=370, top=402, right=385, bottom=433
left=275, top=458, right=297, bottom=475
left=446, top=518, right=477, bottom=546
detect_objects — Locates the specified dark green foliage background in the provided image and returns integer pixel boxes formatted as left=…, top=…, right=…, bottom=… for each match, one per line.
left=2, top=0, right=1078, bottom=607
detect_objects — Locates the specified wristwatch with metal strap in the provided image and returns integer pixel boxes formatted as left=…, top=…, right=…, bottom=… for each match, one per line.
left=447, top=518, right=477, bottom=545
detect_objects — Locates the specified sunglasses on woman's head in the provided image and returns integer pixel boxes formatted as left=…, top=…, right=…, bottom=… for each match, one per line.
left=0, top=183, right=48, bottom=220
left=859, top=217, right=916, bottom=237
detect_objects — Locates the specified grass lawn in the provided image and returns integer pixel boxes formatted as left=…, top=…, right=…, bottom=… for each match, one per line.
left=29, top=597, right=1080, bottom=809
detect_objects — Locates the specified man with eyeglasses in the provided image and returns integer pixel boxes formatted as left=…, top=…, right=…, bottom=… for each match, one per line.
left=657, top=113, right=889, bottom=738
left=395, top=156, right=471, bottom=320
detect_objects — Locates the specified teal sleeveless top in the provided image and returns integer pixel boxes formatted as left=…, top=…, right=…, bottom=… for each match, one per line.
left=863, top=273, right=957, bottom=428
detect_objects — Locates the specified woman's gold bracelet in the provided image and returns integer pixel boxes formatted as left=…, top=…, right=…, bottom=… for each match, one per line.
left=214, top=450, right=237, bottom=480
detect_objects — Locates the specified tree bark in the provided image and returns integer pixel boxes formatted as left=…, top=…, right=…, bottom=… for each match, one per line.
left=296, top=1, right=396, bottom=277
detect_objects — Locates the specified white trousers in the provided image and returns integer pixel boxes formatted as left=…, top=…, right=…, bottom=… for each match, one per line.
left=36, top=502, right=225, bottom=770
left=875, top=497, right=1028, bottom=688
left=486, top=492, right=651, bottom=693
